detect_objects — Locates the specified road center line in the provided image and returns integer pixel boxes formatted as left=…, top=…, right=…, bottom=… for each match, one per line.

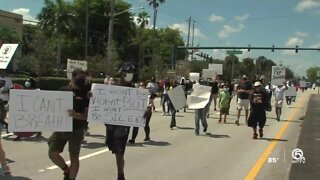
left=245, top=93, right=308, bottom=180
left=46, top=149, right=109, bottom=170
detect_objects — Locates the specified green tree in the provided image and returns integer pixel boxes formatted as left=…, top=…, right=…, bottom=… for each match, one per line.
left=137, top=11, right=150, bottom=28
left=240, top=58, right=255, bottom=77
left=0, top=27, right=20, bottom=44
left=307, top=67, right=320, bottom=82
left=285, top=67, right=294, bottom=80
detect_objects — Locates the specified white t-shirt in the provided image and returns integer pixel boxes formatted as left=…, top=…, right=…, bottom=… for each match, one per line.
left=0, top=76, right=13, bottom=101
left=274, top=86, right=286, bottom=100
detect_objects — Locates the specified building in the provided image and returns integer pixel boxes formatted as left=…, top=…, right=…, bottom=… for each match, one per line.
left=0, top=10, right=23, bottom=42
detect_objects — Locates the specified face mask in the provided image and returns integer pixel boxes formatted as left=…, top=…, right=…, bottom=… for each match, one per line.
left=75, top=78, right=86, bottom=88
left=25, top=81, right=31, bottom=88
left=124, top=73, right=133, bottom=82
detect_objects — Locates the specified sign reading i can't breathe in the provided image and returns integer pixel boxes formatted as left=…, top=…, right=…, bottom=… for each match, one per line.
left=271, top=66, right=286, bottom=85
left=0, top=44, right=19, bottom=69
left=88, top=83, right=149, bottom=127
left=67, top=59, right=88, bottom=79
left=8, top=90, right=73, bottom=132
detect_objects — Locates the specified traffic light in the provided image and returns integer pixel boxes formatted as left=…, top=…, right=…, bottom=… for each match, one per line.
left=272, top=45, right=275, bottom=52
left=248, top=44, right=251, bottom=52
left=295, top=46, right=298, bottom=53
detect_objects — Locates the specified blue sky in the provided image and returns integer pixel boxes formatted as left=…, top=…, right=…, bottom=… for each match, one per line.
left=1, top=0, right=320, bottom=76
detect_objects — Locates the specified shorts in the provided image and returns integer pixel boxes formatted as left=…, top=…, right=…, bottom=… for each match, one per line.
left=237, top=99, right=250, bottom=110
left=106, top=125, right=129, bottom=154
left=48, top=129, right=85, bottom=156
left=275, top=100, right=283, bottom=107
left=211, top=94, right=218, bottom=99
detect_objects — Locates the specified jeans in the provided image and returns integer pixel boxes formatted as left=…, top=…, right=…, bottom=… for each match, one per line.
left=195, top=104, right=209, bottom=134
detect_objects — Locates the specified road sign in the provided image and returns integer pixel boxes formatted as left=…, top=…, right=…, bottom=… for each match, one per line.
left=226, top=50, right=243, bottom=55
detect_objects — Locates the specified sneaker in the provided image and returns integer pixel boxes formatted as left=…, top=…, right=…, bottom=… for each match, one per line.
left=218, top=119, right=222, bottom=123
left=259, top=129, right=263, bottom=138
left=203, top=127, right=207, bottom=133
left=195, top=132, right=199, bottom=136
left=224, top=120, right=227, bottom=124
left=276, top=117, right=280, bottom=122
left=128, top=139, right=135, bottom=144
left=235, top=120, right=240, bottom=126
left=118, top=174, right=126, bottom=180
left=144, top=137, right=150, bottom=141
left=253, top=133, right=258, bottom=139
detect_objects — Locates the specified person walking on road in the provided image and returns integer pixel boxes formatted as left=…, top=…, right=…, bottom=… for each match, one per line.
left=285, top=81, right=293, bottom=108
left=48, top=69, right=90, bottom=180
left=208, top=77, right=219, bottom=118
left=248, top=81, right=268, bottom=139
left=161, top=80, right=170, bottom=116
left=274, top=82, right=288, bottom=121
left=225, top=80, right=234, bottom=115
left=0, top=123, right=10, bottom=176
left=236, top=75, right=252, bottom=126
left=219, top=84, right=231, bottom=123
left=0, top=70, right=13, bottom=134
left=143, top=94, right=156, bottom=141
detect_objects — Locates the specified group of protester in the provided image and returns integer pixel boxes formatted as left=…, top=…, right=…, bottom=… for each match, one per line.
left=0, top=62, right=304, bottom=180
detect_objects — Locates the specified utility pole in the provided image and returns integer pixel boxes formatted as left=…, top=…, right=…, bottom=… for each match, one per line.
left=85, top=0, right=89, bottom=60
left=191, top=20, right=195, bottom=61
left=186, top=17, right=192, bottom=61
left=106, top=0, right=115, bottom=75
left=152, top=8, right=158, bottom=77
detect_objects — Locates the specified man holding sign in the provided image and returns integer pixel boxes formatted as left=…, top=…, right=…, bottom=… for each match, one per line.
left=48, top=69, right=90, bottom=180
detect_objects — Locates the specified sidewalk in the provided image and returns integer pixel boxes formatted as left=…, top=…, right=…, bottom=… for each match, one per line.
left=289, top=94, right=320, bottom=179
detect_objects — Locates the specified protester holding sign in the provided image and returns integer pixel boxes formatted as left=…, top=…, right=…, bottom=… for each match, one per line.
left=0, top=70, right=13, bottom=134
left=13, top=77, right=42, bottom=141
left=48, top=69, right=89, bottom=180
left=274, top=82, right=288, bottom=121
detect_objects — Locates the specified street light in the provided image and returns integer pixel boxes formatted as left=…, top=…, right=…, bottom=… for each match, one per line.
left=106, top=3, right=144, bottom=74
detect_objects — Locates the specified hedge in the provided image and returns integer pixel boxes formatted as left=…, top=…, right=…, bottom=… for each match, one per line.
left=12, top=77, right=104, bottom=90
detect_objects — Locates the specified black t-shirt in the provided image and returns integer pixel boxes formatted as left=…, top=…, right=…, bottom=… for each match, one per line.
left=250, top=91, right=267, bottom=111
left=210, top=82, right=219, bottom=94
left=59, top=85, right=90, bottom=130
left=238, top=81, right=252, bottom=99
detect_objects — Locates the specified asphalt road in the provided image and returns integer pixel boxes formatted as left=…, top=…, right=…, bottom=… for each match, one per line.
left=1, top=89, right=314, bottom=180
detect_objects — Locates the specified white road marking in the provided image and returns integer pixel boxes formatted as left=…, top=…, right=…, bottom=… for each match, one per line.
left=46, top=149, right=109, bottom=170
left=1, top=133, right=13, bottom=138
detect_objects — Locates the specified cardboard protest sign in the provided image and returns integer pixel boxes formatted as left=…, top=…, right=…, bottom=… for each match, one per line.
left=202, top=69, right=216, bottom=79
left=0, top=44, right=19, bottom=69
left=8, top=90, right=73, bottom=132
left=189, top=73, right=200, bottom=82
left=168, top=85, right=187, bottom=110
left=187, top=84, right=212, bottom=109
left=285, top=87, right=297, bottom=97
left=67, top=59, right=88, bottom=79
left=271, top=66, right=286, bottom=85
left=300, top=80, right=307, bottom=88
left=208, top=64, right=223, bottom=75
left=88, top=83, right=149, bottom=127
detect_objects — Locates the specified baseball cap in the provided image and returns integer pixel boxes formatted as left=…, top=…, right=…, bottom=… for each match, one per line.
left=254, top=81, right=262, bottom=87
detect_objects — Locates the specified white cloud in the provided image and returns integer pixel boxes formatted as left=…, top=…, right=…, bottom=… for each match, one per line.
left=285, top=37, right=304, bottom=46
left=209, top=14, right=225, bottom=22
left=171, top=23, right=205, bottom=38
left=295, top=0, right=320, bottom=12
left=235, top=14, right=249, bottom=22
left=218, top=24, right=245, bottom=38
left=12, top=8, right=38, bottom=25
left=295, top=31, right=309, bottom=37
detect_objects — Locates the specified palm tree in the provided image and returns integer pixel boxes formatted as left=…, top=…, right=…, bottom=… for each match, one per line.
left=137, top=11, right=150, bottom=29
left=38, top=0, right=74, bottom=74
left=147, top=0, right=165, bottom=72
left=136, top=11, right=150, bottom=74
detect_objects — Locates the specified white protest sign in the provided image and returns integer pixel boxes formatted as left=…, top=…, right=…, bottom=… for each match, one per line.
left=189, top=72, right=200, bottom=82
left=202, top=69, right=216, bottom=79
left=0, top=44, right=19, bottom=69
left=8, top=90, right=73, bottom=132
left=168, top=85, right=187, bottom=110
left=67, top=59, right=88, bottom=79
left=271, top=66, right=286, bottom=85
left=187, top=84, right=212, bottom=109
left=88, top=83, right=149, bottom=127
left=300, top=80, right=306, bottom=88
left=285, top=87, right=297, bottom=97
left=208, top=64, right=223, bottom=75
